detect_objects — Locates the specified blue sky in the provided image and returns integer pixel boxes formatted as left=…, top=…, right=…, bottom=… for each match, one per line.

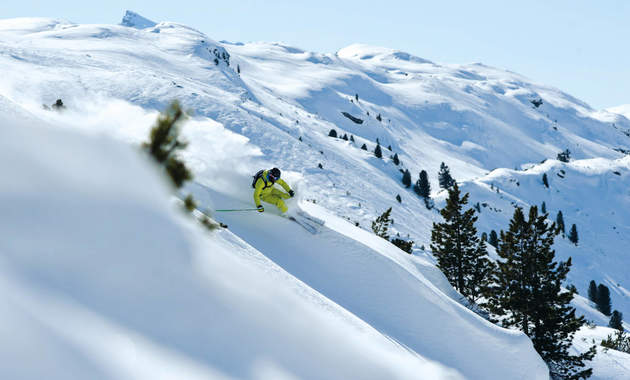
left=5, top=1, right=629, bottom=109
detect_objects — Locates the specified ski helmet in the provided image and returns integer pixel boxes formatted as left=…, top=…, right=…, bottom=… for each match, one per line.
left=269, top=167, right=281, bottom=180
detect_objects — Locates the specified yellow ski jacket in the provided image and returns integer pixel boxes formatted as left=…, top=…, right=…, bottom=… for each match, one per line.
left=253, top=170, right=292, bottom=207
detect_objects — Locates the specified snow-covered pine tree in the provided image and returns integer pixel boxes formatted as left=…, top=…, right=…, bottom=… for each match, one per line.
left=431, top=183, right=493, bottom=303
left=184, top=194, right=197, bottom=212
left=609, top=310, right=623, bottom=331
left=468, top=238, right=494, bottom=304
left=52, top=98, right=66, bottom=110
left=489, top=230, right=499, bottom=248
left=597, top=284, right=612, bottom=316
left=402, top=169, right=411, bottom=188
left=342, top=133, right=348, bottom=141
left=414, top=170, right=430, bottom=197
left=568, top=224, right=578, bottom=245
left=486, top=206, right=595, bottom=379
left=391, top=238, right=413, bottom=254
left=588, top=280, right=598, bottom=304
left=374, top=143, right=383, bottom=158
left=543, top=173, right=549, bottom=188
left=438, top=162, right=455, bottom=189
left=361, top=143, right=368, bottom=150
left=142, top=101, right=192, bottom=189
left=601, top=330, right=630, bottom=353
left=392, top=153, right=400, bottom=165
left=557, top=149, right=571, bottom=162
left=372, top=207, right=392, bottom=240
left=413, top=170, right=432, bottom=209
left=556, top=211, right=565, bottom=235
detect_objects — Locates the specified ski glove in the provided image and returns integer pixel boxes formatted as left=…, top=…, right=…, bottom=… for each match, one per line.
left=288, top=190, right=295, bottom=197
left=257, top=205, right=264, bottom=213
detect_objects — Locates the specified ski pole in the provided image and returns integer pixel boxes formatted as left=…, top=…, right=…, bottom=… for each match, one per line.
left=214, top=208, right=260, bottom=212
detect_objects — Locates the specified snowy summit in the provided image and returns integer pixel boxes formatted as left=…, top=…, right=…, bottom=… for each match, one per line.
left=120, top=10, right=156, bottom=29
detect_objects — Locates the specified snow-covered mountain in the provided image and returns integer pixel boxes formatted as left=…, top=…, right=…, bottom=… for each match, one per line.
left=1, top=11, right=629, bottom=379
left=608, top=104, right=630, bottom=120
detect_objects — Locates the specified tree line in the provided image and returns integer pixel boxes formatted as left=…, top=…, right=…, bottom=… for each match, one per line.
left=430, top=184, right=596, bottom=379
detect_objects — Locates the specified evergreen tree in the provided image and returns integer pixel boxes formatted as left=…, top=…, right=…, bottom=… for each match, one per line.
left=414, top=170, right=432, bottom=209
left=487, top=206, right=595, bottom=379
left=372, top=207, right=392, bottom=240
left=183, top=194, right=197, bottom=212
left=481, top=232, right=488, bottom=241
left=350, top=135, right=355, bottom=142
left=328, top=129, right=338, bottom=138
left=474, top=202, right=481, bottom=213
left=374, top=143, right=383, bottom=158
left=387, top=145, right=392, bottom=151
left=556, top=211, right=565, bottom=235
left=402, top=169, right=411, bottom=188
left=588, top=280, right=598, bottom=304
left=414, top=170, right=431, bottom=197
left=52, top=98, right=66, bottom=110
left=601, top=330, right=630, bottom=353
left=361, top=143, right=368, bottom=151
left=609, top=310, right=623, bottom=331
left=376, top=113, right=382, bottom=122
left=438, top=162, right=455, bottom=189
left=355, top=93, right=359, bottom=101
left=391, top=238, right=413, bottom=254
left=396, top=194, right=402, bottom=203
left=596, top=284, right=612, bottom=316
left=488, top=230, right=499, bottom=248
left=541, top=201, right=547, bottom=214
left=237, top=64, right=241, bottom=74
left=557, top=149, right=571, bottom=163
left=142, top=101, right=192, bottom=188
left=568, top=224, right=578, bottom=245
left=431, top=183, right=494, bottom=303
left=543, top=173, right=549, bottom=188
left=342, top=133, right=348, bottom=141
left=392, top=153, right=400, bottom=165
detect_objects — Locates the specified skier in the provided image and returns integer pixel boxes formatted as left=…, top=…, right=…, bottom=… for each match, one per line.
left=252, top=167, right=294, bottom=213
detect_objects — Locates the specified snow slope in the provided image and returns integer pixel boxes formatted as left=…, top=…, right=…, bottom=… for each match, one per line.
left=192, top=187, right=546, bottom=380
left=608, top=104, right=630, bottom=120
left=0, top=93, right=551, bottom=379
left=454, top=156, right=630, bottom=320
left=1, top=11, right=630, bottom=378
left=573, top=326, right=630, bottom=380
left=0, top=95, right=471, bottom=379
